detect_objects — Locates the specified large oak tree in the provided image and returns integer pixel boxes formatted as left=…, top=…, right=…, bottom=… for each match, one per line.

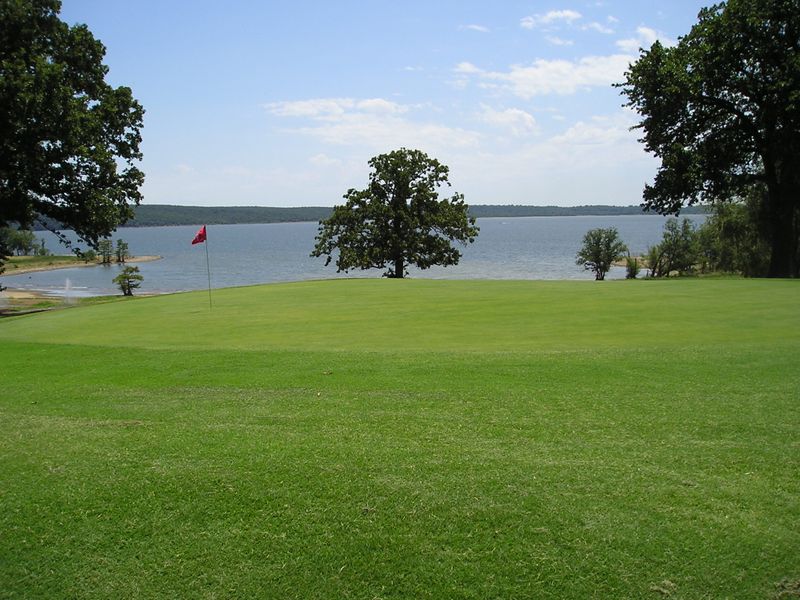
left=619, top=0, right=799, bottom=277
left=0, top=0, right=144, bottom=267
left=312, top=148, right=479, bottom=278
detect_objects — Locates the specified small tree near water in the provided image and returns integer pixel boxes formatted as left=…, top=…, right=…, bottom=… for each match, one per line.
left=115, top=239, right=129, bottom=263
left=98, top=239, right=114, bottom=264
left=576, top=227, right=628, bottom=280
left=113, top=266, right=143, bottom=296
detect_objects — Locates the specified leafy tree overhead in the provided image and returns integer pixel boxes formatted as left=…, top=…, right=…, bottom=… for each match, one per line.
left=576, top=227, right=628, bottom=280
left=619, top=0, right=800, bottom=277
left=312, top=148, right=479, bottom=278
left=0, top=0, right=144, bottom=266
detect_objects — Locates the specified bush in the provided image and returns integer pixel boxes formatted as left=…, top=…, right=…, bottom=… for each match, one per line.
left=646, top=218, right=699, bottom=277
left=625, top=255, right=640, bottom=279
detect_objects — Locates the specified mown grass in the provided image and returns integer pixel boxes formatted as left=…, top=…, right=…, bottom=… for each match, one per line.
left=0, top=279, right=798, bottom=599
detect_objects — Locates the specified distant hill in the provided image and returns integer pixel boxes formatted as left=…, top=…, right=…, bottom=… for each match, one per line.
left=467, top=205, right=708, bottom=218
left=31, top=204, right=708, bottom=230
left=124, top=204, right=708, bottom=227
left=128, top=205, right=332, bottom=227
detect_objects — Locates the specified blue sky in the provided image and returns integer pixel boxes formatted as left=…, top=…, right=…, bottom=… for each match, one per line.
left=60, top=0, right=710, bottom=207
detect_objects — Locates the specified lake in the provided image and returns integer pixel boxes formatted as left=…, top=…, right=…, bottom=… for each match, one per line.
left=1, top=215, right=706, bottom=297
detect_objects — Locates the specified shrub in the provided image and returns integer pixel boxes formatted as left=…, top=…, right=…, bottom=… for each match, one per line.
left=625, top=255, right=640, bottom=279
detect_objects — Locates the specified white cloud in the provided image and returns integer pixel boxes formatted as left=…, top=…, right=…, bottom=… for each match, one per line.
left=457, top=54, right=633, bottom=98
left=446, top=109, right=655, bottom=205
left=454, top=61, right=483, bottom=74
left=607, top=15, right=620, bottom=24
left=175, top=164, right=195, bottom=175
left=616, top=26, right=674, bottom=53
left=294, top=117, right=479, bottom=150
left=266, top=97, right=480, bottom=153
left=546, top=35, right=574, bottom=46
left=356, top=98, right=408, bottom=115
left=265, top=98, right=408, bottom=120
left=264, top=98, right=355, bottom=118
left=479, top=105, right=539, bottom=137
left=583, top=21, right=614, bottom=34
left=521, top=9, right=582, bottom=29
left=461, top=24, right=490, bottom=33
left=550, top=114, right=635, bottom=146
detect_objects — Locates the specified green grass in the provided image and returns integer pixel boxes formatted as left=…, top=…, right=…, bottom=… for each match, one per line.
left=1, top=278, right=798, bottom=598
left=4, top=254, right=86, bottom=271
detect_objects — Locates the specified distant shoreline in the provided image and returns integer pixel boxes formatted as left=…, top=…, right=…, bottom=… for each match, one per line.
left=33, top=204, right=709, bottom=230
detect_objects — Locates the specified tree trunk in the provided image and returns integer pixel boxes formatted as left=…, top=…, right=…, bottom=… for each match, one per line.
left=766, top=183, right=799, bottom=278
left=393, top=256, right=404, bottom=278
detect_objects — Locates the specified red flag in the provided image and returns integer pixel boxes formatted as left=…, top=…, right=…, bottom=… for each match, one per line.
left=191, top=225, right=207, bottom=245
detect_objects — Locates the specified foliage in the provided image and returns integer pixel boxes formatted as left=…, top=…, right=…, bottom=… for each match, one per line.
left=644, top=218, right=700, bottom=277
left=645, top=244, right=667, bottom=278
left=661, top=218, right=699, bottom=275
left=0, top=280, right=798, bottom=598
left=0, top=0, right=144, bottom=268
left=97, top=239, right=114, bottom=264
left=625, top=255, right=641, bottom=279
left=80, top=249, right=97, bottom=263
left=696, top=187, right=772, bottom=276
left=115, top=239, right=129, bottom=263
left=619, top=0, right=800, bottom=277
left=112, top=265, right=143, bottom=296
left=0, top=228, right=36, bottom=255
left=575, top=227, right=628, bottom=280
left=311, top=148, right=479, bottom=278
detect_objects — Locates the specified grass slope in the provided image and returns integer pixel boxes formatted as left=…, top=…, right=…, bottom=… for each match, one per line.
left=1, top=279, right=798, bottom=599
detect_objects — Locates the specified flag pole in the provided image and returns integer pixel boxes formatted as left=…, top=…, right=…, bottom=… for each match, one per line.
left=204, top=229, right=212, bottom=310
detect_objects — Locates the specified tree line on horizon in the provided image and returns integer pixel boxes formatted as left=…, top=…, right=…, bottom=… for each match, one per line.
left=27, top=204, right=709, bottom=230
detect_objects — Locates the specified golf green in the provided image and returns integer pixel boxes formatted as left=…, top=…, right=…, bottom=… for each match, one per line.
left=1, top=278, right=797, bottom=598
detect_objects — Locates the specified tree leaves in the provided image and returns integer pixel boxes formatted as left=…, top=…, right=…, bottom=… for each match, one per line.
left=0, top=0, right=144, bottom=259
left=311, top=148, right=479, bottom=278
left=619, top=0, right=800, bottom=276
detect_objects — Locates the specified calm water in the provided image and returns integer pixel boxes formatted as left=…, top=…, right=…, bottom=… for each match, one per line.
left=1, top=215, right=706, bottom=296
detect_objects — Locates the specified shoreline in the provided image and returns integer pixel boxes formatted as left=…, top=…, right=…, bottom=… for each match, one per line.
left=1, top=255, right=161, bottom=276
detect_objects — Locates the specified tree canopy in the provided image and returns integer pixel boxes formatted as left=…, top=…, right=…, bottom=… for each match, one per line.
left=619, top=0, right=800, bottom=277
left=0, top=0, right=144, bottom=263
left=311, top=148, right=479, bottom=278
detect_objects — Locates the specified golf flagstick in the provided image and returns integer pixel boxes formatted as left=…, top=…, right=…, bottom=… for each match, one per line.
left=191, top=225, right=212, bottom=309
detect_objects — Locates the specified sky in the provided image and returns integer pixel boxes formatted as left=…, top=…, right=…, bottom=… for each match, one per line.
left=60, top=0, right=711, bottom=208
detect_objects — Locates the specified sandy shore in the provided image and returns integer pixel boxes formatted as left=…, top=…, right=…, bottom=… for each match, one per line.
left=2, top=255, right=161, bottom=276
left=1, top=289, right=45, bottom=300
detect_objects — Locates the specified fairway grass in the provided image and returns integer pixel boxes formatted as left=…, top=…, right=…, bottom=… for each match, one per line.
left=1, top=279, right=798, bottom=598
